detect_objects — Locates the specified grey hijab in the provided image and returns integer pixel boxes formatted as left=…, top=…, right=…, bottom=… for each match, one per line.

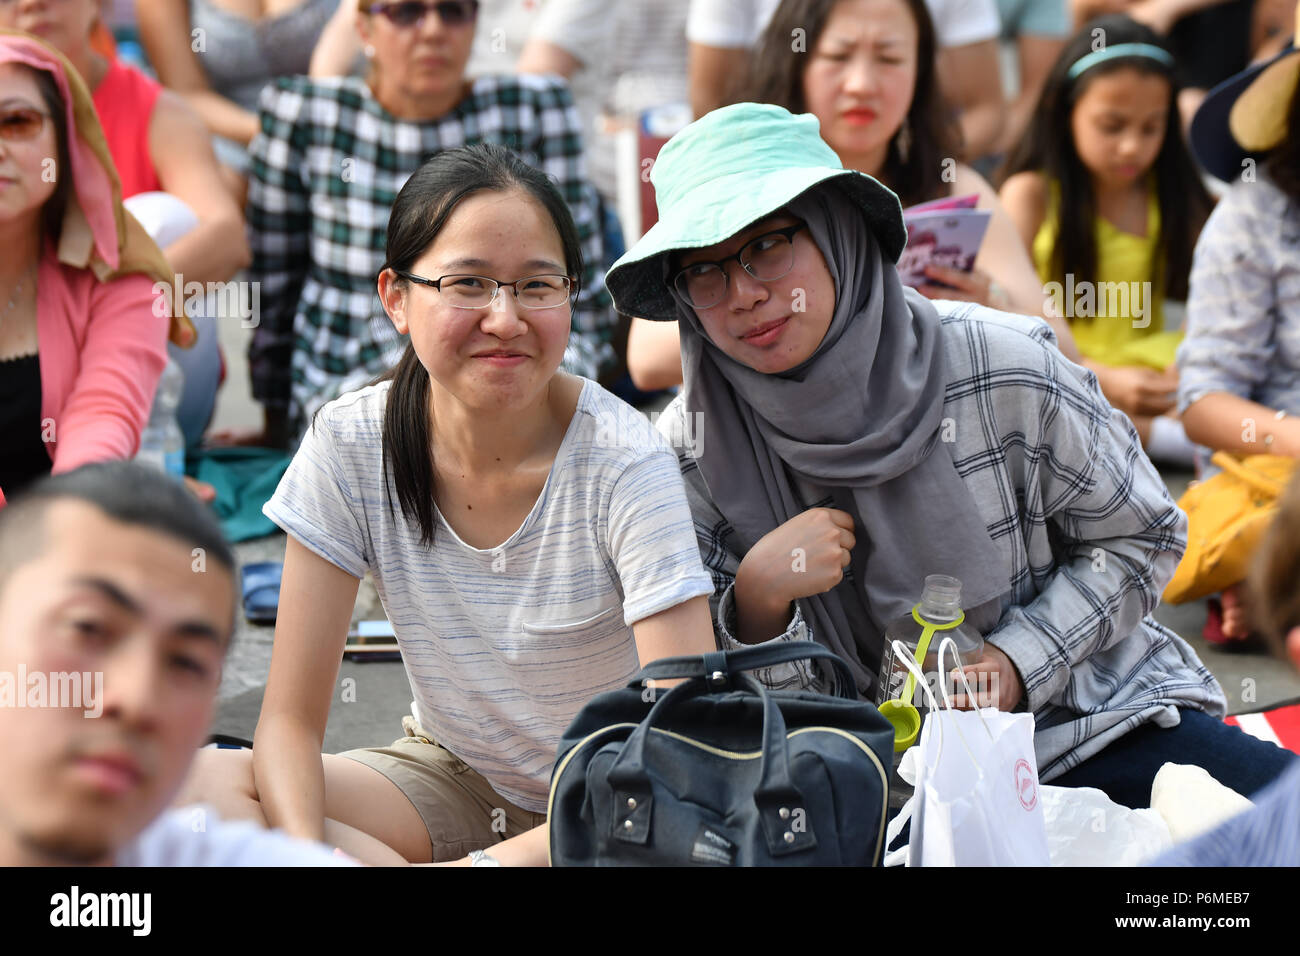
left=673, top=187, right=1010, bottom=696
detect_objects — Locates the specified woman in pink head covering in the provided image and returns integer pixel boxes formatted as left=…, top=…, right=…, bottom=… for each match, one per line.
left=0, top=31, right=186, bottom=506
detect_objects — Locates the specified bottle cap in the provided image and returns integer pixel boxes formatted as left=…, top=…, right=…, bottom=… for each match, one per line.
left=919, top=574, right=962, bottom=622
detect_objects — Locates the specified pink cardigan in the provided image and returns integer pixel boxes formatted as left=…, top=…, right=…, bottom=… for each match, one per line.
left=0, top=254, right=169, bottom=505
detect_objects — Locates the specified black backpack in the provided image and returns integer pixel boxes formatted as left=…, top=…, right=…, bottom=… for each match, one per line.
left=548, top=641, right=894, bottom=866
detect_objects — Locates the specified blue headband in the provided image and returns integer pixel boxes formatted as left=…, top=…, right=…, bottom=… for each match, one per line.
left=1067, top=42, right=1175, bottom=80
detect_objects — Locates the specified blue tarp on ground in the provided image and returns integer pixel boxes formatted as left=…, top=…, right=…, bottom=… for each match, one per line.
left=187, top=447, right=291, bottom=543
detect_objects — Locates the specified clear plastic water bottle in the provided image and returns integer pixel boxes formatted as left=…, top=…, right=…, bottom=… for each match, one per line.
left=136, top=358, right=186, bottom=479
left=876, top=574, right=984, bottom=710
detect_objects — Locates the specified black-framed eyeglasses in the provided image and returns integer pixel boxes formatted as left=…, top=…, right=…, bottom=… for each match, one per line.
left=395, top=271, right=576, bottom=310
left=672, top=223, right=808, bottom=310
left=368, top=0, right=478, bottom=28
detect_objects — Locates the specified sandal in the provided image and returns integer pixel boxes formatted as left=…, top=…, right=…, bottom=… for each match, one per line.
left=240, top=561, right=282, bottom=625
left=1202, top=595, right=1267, bottom=651
left=1203, top=596, right=1230, bottom=645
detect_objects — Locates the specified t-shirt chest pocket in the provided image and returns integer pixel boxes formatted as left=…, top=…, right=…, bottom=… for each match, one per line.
left=508, top=592, right=635, bottom=676
left=520, top=595, right=627, bottom=647
left=505, top=593, right=638, bottom=693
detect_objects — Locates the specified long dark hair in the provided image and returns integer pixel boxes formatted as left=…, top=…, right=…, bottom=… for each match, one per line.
left=29, top=66, right=72, bottom=243
left=375, top=143, right=584, bottom=547
left=1265, top=70, right=1300, bottom=204
left=739, top=0, right=959, bottom=208
left=998, top=14, right=1213, bottom=304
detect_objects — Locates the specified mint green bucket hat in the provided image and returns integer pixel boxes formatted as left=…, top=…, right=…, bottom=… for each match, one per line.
left=606, top=102, right=907, bottom=322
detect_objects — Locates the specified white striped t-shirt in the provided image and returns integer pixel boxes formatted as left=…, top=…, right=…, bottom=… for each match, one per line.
left=264, top=378, right=713, bottom=812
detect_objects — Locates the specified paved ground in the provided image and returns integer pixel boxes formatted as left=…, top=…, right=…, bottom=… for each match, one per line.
left=208, top=320, right=1300, bottom=757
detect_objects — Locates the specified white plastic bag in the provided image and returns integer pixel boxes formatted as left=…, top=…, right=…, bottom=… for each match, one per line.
left=884, top=638, right=1051, bottom=866
left=1151, top=763, right=1254, bottom=843
left=1039, top=785, right=1172, bottom=866
left=123, top=192, right=200, bottom=248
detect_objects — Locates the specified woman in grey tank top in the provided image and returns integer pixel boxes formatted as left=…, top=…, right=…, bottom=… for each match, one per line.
left=137, top=0, right=338, bottom=197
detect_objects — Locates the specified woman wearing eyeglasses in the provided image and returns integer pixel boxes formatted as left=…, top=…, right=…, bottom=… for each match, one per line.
left=0, top=0, right=250, bottom=287
left=177, top=143, right=716, bottom=866
left=1, top=0, right=251, bottom=472
left=605, top=102, right=1297, bottom=810
left=626, top=0, right=1085, bottom=395
left=231, top=0, right=615, bottom=448
left=0, top=32, right=190, bottom=505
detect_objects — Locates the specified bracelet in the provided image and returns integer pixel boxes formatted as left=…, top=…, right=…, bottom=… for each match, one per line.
left=468, top=849, right=501, bottom=867
left=1263, top=409, right=1288, bottom=449
left=987, top=280, right=1010, bottom=310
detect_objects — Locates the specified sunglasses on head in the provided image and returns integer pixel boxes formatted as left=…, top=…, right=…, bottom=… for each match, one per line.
left=368, top=0, right=478, bottom=28
left=0, top=107, right=50, bottom=142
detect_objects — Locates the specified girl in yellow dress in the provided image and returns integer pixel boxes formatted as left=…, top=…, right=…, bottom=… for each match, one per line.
left=999, top=14, right=1214, bottom=463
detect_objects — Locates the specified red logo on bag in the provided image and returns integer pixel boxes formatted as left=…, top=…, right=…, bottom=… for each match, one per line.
left=1014, top=759, right=1038, bottom=811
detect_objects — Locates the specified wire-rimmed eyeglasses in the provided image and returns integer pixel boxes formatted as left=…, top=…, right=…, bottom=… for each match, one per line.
left=395, top=271, right=575, bottom=310
left=672, top=223, right=808, bottom=310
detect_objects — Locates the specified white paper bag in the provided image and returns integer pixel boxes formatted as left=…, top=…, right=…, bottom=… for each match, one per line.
left=884, top=638, right=1051, bottom=866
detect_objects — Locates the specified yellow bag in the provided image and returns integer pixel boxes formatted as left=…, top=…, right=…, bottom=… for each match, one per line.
left=1164, top=452, right=1298, bottom=604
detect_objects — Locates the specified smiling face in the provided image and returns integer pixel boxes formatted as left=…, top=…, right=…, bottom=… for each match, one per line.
left=1070, top=67, right=1171, bottom=190
left=801, top=0, right=918, bottom=171
left=380, top=187, right=573, bottom=413
left=678, top=213, right=837, bottom=375
left=0, top=501, right=233, bottom=865
left=0, top=62, right=60, bottom=231
left=358, top=0, right=476, bottom=111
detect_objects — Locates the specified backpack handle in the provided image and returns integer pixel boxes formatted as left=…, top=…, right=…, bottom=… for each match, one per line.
left=631, top=640, right=858, bottom=699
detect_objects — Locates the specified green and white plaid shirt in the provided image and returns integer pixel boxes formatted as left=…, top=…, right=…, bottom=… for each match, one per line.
left=658, top=303, right=1226, bottom=781
left=246, top=73, right=615, bottom=433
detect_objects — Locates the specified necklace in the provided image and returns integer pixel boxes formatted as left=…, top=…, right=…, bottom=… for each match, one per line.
left=1, top=265, right=37, bottom=323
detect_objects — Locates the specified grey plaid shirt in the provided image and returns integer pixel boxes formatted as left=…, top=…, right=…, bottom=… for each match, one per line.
left=658, top=303, right=1225, bottom=781
left=1177, top=172, right=1300, bottom=419
left=246, top=73, right=615, bottom=433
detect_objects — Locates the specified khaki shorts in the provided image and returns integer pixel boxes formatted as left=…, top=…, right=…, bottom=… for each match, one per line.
left=338, top=716, right=547, bottom=862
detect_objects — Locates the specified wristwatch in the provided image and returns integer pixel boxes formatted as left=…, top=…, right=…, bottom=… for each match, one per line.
left=468, top=849, right=501, bottom=867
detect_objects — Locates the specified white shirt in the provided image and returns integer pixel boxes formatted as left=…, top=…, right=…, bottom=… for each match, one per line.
left=117, top=806, right=354, bottom=866
left=469, top=0, right=690, bottom=201
left=264, top=379, right=714, bottom=812
left=467, top=0, right=609, bottom=195
left=686, top=0, right=1000, bottom=49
